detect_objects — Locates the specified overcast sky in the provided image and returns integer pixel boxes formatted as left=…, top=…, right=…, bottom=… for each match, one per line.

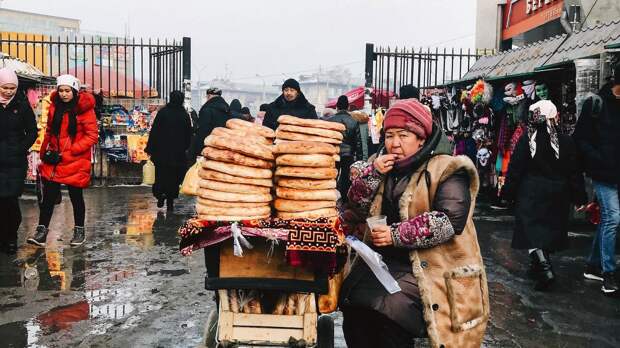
left=3, top=0, right=476, bottom=85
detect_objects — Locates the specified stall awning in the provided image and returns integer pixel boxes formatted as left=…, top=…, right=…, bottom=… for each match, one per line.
left=325, top=86, right=395, bottom=110
left=0, top=52, right=55, bottom=84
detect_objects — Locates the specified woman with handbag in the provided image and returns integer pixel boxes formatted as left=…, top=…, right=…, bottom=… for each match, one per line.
left=27, top=75, right=98, bottom=247
left=0, top=68, right=37, bottom=254
left=145, top=90, right=192, bottom=211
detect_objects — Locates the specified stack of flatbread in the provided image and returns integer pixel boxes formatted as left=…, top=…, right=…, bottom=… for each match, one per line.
left=196, top=119, right=276, bottom=221
left=273, top=115, right=345, bottom=220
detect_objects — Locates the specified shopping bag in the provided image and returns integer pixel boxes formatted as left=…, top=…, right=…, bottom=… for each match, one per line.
left=180, top=158, right=201, bottom=196
left=142, top=160, right=155, bottom=185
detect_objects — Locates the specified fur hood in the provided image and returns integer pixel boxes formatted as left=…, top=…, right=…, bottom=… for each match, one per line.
left=350, top=110, right=369, bottom=123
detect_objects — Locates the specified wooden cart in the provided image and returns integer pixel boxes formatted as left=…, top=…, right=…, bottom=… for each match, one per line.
left=203, top=237, right=335, bottom=348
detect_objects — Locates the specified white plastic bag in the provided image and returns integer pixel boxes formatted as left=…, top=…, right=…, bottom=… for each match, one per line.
left=346, top=235, right=401, bottom=294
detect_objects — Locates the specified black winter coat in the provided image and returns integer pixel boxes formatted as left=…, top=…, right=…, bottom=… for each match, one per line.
left=262, top=93, right=317, bottom=130
left=0, top=93, right=37, bottom=197
left=145, top=104, right=192, bottom=167
left=573, top=83, right=620, bottom=184
left=503, top=126, right=587, bottom=251
left=326, top=110, right=361, bottom=158
left=189, top=96, right=231, bottom=159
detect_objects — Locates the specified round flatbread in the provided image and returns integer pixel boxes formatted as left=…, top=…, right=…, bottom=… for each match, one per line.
left=333, top=154, right=340, bottom=162
left=275, top=154, right=335, bottom=168
left=273, top=141, right=339, bottom=155
left=277, top=124, right=343, bottom=140
left=275, top=166, right=338, bottom=179
left=226, top=118, right=276, bottom=138
left=276, top=208, right=338, bottom=220
left=276, top=187, right=339, bottom=201
left=197, top=168, right=273, bottom=187
left=274, top=199, right=336, bottom=212
left=211, top=127, right=272, bottom=145
left=205, top=135, right=274, bottom=160
left=275, top=130, right=342, bottom=145
left=202, top=159, right=273, bottom=179
left=199, top=179, right=271, bottom=194
left=197, top=188, right=272, bottom=203
left=202, top=146, right=273, bottom=169
left=278, top=115, right=346, bottom=131
left=196, top=204, right=271, bottom=217
left=198, top=214, right=270, bottom=222
left=197, top=197, right=270, bottom=208
left=275, top=177, right=337, bottom=190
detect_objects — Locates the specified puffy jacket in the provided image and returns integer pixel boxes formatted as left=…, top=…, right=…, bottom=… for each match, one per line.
left=39, top=91, right=98, bottom=188
left=573, top=83, right=620, bottom=184
left=0, top=92, right=37, bottom=197
left=190, top=96, right=231, bottom=159
left=326, top=110, right=361, bottom=158
left=262, top=93, right=317, bottom=130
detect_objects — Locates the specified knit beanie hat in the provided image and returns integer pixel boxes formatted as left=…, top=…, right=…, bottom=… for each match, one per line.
left=399, top=84, right=420, bottom=100
left=0, top=68, right=18, bottom=87
left=57, top=74, right=80, bottom=90
left=384, top=98, right=433, bottom=139
left=282, top=78, right=301, bottom=92
left=336, top=95, right=349, bottom=110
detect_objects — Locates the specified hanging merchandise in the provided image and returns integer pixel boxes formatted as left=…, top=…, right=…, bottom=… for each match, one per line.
left=370, top=108, right=384, bottom=144
left=126, top=134, right=149, bottom=163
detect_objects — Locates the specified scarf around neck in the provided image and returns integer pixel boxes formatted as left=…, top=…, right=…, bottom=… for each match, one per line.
left=527, top=101, right=559, bottom=159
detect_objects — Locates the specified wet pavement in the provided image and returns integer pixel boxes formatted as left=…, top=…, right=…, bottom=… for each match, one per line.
left=0, top=186, right=618, bottom=347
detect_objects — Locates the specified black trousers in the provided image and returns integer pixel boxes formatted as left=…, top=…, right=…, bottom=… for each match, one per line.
left=342, top=306, right=416, bottom=348
left=38, top=180, right=85, bottom=228
left=153, top=165, right=186, bottom=200
left=0, top=197, right=22, bottom=245
left=337, top=156, right=355, bottom=204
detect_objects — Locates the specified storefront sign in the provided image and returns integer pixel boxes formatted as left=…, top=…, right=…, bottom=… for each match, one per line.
left=503, top=0, right=564, bottom=40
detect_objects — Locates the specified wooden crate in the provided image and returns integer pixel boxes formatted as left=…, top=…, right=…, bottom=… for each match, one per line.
left=217, top=290, right=317, bottom=346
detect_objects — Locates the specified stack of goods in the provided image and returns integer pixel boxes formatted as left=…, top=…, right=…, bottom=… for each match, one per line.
left=196, top=119, right=276, bottom=221
left=273, top=115, right=345, bottom=220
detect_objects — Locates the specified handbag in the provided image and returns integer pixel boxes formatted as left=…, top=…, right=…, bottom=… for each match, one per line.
left=42, top=135, right=68, bottom=165
left=180, top=158, right=201, bottom=196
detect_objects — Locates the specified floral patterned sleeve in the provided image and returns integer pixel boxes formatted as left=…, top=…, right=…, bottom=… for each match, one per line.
left=346, top=160, right=385, bottom=215
left=389, top=211, right=455, bottom=249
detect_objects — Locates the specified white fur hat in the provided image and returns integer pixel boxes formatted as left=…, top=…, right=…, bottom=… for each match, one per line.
left=56, top=74, right=80, bottom=90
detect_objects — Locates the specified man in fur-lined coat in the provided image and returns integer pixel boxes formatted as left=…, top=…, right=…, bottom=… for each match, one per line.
left=339, top=98, right=489, bottom=348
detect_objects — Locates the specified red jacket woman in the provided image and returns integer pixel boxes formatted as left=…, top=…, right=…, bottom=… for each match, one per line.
left=29, top=74, right=98, bottom=248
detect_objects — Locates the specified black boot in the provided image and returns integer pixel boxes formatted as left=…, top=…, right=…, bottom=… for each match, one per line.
left=531, top=249, right=555, bottom=291
left=70, top=226, right=86, bottom=246
left=166, top=198, right=174, bottom=212
left=27, top=225, right=49, bottom=247
left=157, top=196, right=165, bottom=208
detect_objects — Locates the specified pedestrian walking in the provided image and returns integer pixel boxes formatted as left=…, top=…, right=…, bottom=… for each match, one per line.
left=573, top=62, right=620, bottom=295
left=240, top=106, right=253, bottom=122
left=262, top=78, right=317, bottom=130
left=0, top=68, right=37, bottom=254
left=503, top=100, right=587, bottom=291
left=145, top=91, right=192, bottom=211
left=326, top=95, right=361, bottom=203
left=229, top=99, right=243, bottom=119
left=340, top=98, right=488, bottom=348
left=188, top=87, right=231, bottom=160
left=27, top=74, right=98, bottom=247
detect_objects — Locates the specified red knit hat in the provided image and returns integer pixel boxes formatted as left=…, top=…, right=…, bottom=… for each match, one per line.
left=384, top=99, right=433, bottom=139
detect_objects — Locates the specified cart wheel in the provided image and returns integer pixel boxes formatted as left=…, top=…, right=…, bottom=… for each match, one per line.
left=204, top=309, right=218, bottom=348
left=316, top=315, right=334, bottom=348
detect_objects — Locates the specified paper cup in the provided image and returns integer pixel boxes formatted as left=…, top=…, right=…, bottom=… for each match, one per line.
left=366, top=215, right=387, bottom=229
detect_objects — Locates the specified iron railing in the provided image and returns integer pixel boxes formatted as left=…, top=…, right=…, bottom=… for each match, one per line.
left=0, top=32, right=191, bottom=99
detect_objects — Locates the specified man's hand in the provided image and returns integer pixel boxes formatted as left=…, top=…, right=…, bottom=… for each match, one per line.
left=373, top=154, right=398, bottom=174
left=371, top=225, right=393, bottom=247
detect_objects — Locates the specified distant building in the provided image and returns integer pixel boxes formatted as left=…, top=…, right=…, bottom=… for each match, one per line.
left=0, top=8, right=80, bottom=36
left=297, top=67, right=359, bottom=114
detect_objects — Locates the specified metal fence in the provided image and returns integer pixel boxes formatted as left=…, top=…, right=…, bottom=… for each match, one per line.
left=0, top=32, right=191, bottom=99
left=364, top=43, right=491, bottom=107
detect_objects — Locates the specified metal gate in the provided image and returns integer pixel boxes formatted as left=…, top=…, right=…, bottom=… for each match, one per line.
left=364, top=43, right=491, bottom=108
left=0, top=32, right=191, bottom=99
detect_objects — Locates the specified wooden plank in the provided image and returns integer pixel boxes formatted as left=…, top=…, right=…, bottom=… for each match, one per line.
left=303, top=313, right=318, bottom=344
left=231, top=326, right=304, bottom=343
left=233, top=313, right=304, bottom=329
left=218, top=290, right=230, bottom=311
left=217, top=311, right=234, bottom=341
left=219, top=239, right=314, bottom=281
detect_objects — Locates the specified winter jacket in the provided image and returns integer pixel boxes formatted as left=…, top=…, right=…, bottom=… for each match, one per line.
left=229, top=99, right=243, bottom=120
left=145, top=103, right=193, bottom=167
left=262, top=93, right=317, bottom=130
left=326, top=110, right=361, bottom=158
left=573, top=83, right=620, bottom=184
left=503, top=126, right=587, bottom=251
left=0, top=92, right=37, bottom=197
left=351, top=111, right=370, bottom=160
left=39, top=91, right=98, bottom=188
left=341, top=125, right=488, bottom=347
left=189, top=96, right=231, bottom=159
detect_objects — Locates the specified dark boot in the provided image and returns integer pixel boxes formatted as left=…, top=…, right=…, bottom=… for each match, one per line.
left=27, top=225, right=49, bottom=247
left=532, top=249, right=555, bottom=291
left=70, top=226, right=86, bottom=246
left=527, top=252, right=541, bottom=279
left=166, top=198, right=174, bottom=212
left=157, top=196, right=165, bottom=208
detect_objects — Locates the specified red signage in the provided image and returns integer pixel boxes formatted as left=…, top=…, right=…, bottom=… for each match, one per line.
left=502, top=0, right=564, bottom=40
